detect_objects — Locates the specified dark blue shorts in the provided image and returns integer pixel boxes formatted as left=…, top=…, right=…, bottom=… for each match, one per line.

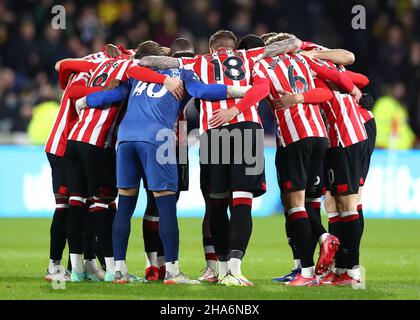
left=116, top=141, right=178, bottom=192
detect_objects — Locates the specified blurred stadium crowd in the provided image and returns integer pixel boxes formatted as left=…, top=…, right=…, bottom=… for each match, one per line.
left=0, top=0, right=419, bottom=147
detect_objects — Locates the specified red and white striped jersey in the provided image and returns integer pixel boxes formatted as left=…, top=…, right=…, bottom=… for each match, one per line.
left=179, top=47, right=265, bottom=133
left=45, top=72, right=90, bottom=156
left=300, top=41, right=368, bottom=147
left=359, top=107, right=374, bottom=124
left=322, top=87, right=368, bottom=147
left=45, top=49, right=110, bottom=156
left=253, top=54, right=327, bottom=147
left=46, top=48, right=135, bottom=155
left=315, top=62, right=367, bottom=147
left=68, top=58, right=134, bottom=148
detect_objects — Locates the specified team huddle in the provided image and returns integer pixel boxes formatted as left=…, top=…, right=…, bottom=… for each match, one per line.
left=44, top=29, right=376, bottom=287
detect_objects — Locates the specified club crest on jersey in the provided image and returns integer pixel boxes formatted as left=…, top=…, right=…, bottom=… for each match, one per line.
left=171, top=69, right=181, bottom=78
left=267, top=57, right=281, bottom=70
left=101, top=61, right=120, bottom=70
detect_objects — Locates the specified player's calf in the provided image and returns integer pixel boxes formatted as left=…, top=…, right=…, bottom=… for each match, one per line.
left=335, top=194, right=362, bottom=282
left=143, top=192, right=163, bottom=281
left=208, top=193, right=230, bottom=279
left=113, top=188, right=139, bottom=281
left=227, top=191, right=254, bottom=281
left=90, top=196, right=116, bottom=280
left=283, top=191, right=317, bottom=281
left=67, top=194, right=88, bottom=280
left=47, top=195, right=70, bottom=277
left=153, top=190, right=198, bottom=285
left=199, top=200, right=218, bottom=281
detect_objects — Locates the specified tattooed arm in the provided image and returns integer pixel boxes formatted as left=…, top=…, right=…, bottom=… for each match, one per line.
left=300, top=49, right=355, bottom=66
left=137, top=56, right=180, bottom=70
left=262, top=37, right=303, bottom=58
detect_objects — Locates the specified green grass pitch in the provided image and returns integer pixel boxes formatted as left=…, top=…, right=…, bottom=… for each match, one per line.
left=1, top=216, right=420, bottom=300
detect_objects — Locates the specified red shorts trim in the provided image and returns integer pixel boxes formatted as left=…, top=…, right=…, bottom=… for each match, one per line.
left=336, top=183, right=349, bottom=194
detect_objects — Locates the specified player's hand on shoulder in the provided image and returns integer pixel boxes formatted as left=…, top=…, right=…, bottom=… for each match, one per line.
left=299, top=50, right=316, bottom=59
left=104, top=44, right=122, bottom=58
left=209, top=107, right=239, bottom=128
left=351, top=86, right=362, bottom=103
left=164, top=76, right=185, bottom=101
left=161, top=46, right=171, bottom=56
left=75, top=97, right=88, bottom=115
left=103, top=79, right=121, bottom=91
left=274, top=91, right=302, bottom=109
left=271, top=98, right=283, bottom=109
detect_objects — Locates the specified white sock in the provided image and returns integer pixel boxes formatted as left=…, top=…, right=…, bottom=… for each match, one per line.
left=229, top=258, right=242, bottom=276
left=204, top=245, right=217, bottom=271
left=105, top=257, right=115, bottom=273
left=115, top=260, right=128, bottom=275
left=70, top=254, right=84, bottom=273
left=145, top=252, right=158, bottom=268
left=207, top=259, right=217, bottom=272
left=334, top=267, right=346, bottom=275
left=165, top=261, right=179, bottom=275
left=158, top=256, right=165, bottom=268
left=48, top=259, right=61, bottom=274
left=301, top=266, right=315, bottom=278
left=218, top=261, right=228, bottom=277
left=294, top=259, right=302, bottom=269
left=84, top=259, right=100, bottom=274
left=347, top=266, right=361, bottom=280
left=319, top=233, right=329, bottom=244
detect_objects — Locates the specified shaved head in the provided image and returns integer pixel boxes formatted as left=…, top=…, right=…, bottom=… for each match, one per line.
left=260, top=32, right=278, bottom=44
left=170, top=38, right=195, bottom=58
left=265, top=32, right=297, bottom=45
left=237, top=34, right=265, bottom=50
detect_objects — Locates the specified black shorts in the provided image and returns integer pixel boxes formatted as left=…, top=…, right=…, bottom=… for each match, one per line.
left=200, top=161, right=210, bottom=197
left=324, top=140, right=366, bottom=195
left=305, top=159, right=325, bottom=198
left=46, top=152, right=68, bottom=195
left=177, top=163, right=189, bottom=192
left=276, top=137, right=328, bottom=193
left=200, top=122, right=266, bottom=197
left=176, top=146, right=189, bottom=192
left=360, top=118, right=376, bottom=185
left=66, top=140, right=117, bottom=198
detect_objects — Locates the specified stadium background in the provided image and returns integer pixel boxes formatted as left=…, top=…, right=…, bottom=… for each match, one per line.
left=0, top=0, right=419, bottom=218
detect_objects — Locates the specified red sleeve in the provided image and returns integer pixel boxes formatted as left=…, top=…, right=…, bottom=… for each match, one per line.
left=304, top=57, right=355, bottom=93
left=66, top=83, right=102, bottom=100
left=300, top=41, right=328, bottom=51
left=59, top=60, right=97, bottom=90
left=118, top=45, right=135, bottom=57
left=126, top=66, right=167, bottom=84
left=235, top=78, right=270, bottom=113
left=343, top=70, right=369, bottom=88
left=178, top=56, right=198, bottom=70
left=302, top=88, right=333, bottom=104
left=244, top=47, right=265, bottom=62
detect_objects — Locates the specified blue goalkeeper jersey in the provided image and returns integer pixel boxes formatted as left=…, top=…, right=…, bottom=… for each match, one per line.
left=86, top=68, right=227, bottom=147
